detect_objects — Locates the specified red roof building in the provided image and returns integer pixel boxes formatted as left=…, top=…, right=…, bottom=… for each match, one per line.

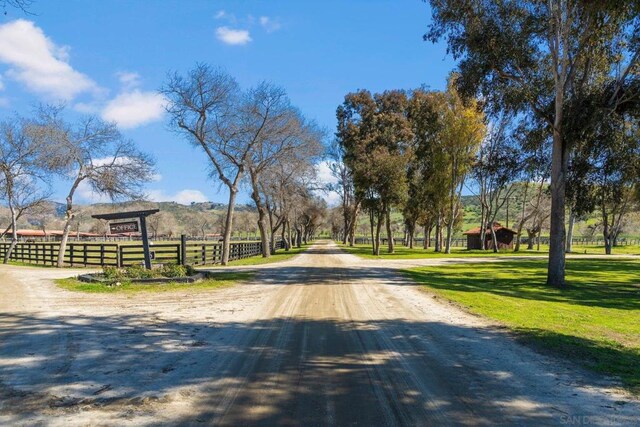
left=463, top=223, right=517, bottom=250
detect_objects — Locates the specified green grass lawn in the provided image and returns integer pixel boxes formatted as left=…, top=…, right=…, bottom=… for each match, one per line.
left=340, top=242, right=640, bottom=259
left=55, top=271, right=253, bottom=294
left=340, top=243, right=550, bottom=259
left=213, top=244, right=309, bottom=267
left=404, top=259, right=640, bottom=394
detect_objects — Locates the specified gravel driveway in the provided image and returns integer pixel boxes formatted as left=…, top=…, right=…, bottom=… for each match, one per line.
left=1, top=240, right=638, bottom=426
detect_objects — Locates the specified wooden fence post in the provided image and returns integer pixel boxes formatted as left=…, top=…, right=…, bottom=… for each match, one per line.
left=180, top=234, right=187, bottom=265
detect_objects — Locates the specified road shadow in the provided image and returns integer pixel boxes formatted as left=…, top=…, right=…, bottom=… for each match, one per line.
left=1, top=312, right=636, bottom=425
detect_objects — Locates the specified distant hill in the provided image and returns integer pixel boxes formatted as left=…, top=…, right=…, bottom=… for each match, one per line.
left=0, top=200, right=260, bottom=238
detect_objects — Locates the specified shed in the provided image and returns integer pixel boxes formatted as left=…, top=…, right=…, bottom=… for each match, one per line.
left=463, top=223, right=517, bottom=250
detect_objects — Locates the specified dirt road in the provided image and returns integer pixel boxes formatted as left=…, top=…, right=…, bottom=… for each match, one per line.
left=1, top=240, right=638, bottom=426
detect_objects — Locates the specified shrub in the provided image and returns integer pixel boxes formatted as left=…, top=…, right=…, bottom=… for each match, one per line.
left=161, top=263, right=188, bottom=278
left=124, top=264, right=158, bottom=279
left=102, top=266, right=124, bottom=280
left=184, top=264, right=197, bottom=276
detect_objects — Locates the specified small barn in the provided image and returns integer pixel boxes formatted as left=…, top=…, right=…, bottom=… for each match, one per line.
left=463, top=223, right=517, bottom=250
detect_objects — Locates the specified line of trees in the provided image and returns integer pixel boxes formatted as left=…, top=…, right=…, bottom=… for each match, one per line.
left=333, top=63, right=639, bottom=284
left=1, top=65, right=327, bottom=267
left=162, top=64, right=327, bottom=265
left=424, top=0, right=640, bottom=286
left=332, top=1, right=640, bottom=288
left=334, top=76, right=485, bottom=256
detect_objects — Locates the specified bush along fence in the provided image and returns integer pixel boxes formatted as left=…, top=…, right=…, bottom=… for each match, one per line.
left=0, top=239, right=286, bottom=268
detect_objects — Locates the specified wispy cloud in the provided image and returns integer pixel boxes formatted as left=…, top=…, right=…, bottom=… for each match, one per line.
left=215, top=26, right=252, bottom=45
left=116, top=71, right=141, bottom=90
left=147, top=189, right=209, bottom=205
left=76, top=180, right=111, bottom=203
left=259, top=16, right=281, bottom=33
left=0, top=20, right=97, bottom=100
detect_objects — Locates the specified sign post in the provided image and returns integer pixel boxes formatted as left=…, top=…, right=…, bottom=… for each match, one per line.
left=92, top=209, right=159, bottom=270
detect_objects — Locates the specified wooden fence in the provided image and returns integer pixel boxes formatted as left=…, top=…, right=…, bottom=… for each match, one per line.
left=0, top=240, right=286, bottom=268
left=354, top=236, right=640, bottom=248
left=354, top=237, right=467, bottom=247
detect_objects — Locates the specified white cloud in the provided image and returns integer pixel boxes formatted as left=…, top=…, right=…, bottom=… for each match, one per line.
left=102, top=90, right=165, bottom=129
left=259, top=16, right=281, bottom=33
left=314, top=160, right=341, bottom=206
left=116, top=71, right=141, bottom=90
left=215, top=10, right=226, bottom=19
left=147, top=189, right=209, bottom=205
left=76, top=180, right=111, bottom=204
left=215, top=26, right=252, bottom=45
left=0, top=19, right=97, bottom=100
left=315, top=160, right=339, bottom=186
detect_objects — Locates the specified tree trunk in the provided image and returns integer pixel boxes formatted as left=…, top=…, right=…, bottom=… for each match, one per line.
left=490, top=226, right=499, bottom=253
left=249, top=173, right=270, bottom=258
left=374, top=211, right=383, bottom=256
left=3, top=204, right=18, bottom=264
left=527, top=229, right=535, bottom=250
left=547, top=94, right=568, bottom=286
left=566, top=208, right=575, bottom=253
left=348, top=200, right=360, bottom=246
left=296, top=226, right=302, bottom=248
left=221, top=188, right=238, bottom=265
left=514, top=222, right=524, bottom=252
left=434, top=215, right=442, bottom=252
left=479, top=203, right=487, bottom=250
left=369, top=209, right=376, bottom=255
left=268, top=209, right=277, bottom=254
left=424, top=224, right=431, bottom=249
left=57, top=176, right=84, bottom=268
left=444, top=219, right=453, bottom=254
left=408, top=220, right=416, bottom=249
left=602, top=208, right=612, bottom=255
left=285, top=219, right=292, bottom=251
left=385, top=206, right=394, bottom=254
left=57, top=216, right=73, bottom=268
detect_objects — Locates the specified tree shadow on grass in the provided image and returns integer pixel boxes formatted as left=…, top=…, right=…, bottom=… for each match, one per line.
left=406, top=259, right=640, bottom=311
left=1, top=312, right=636, bottom=425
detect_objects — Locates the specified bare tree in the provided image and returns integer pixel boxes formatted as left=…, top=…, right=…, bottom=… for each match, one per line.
left=164, top=65, right=282, bottom=264
left=472, top=118, right=520, bottom=252
left=245, top=85, right=324, bottom=257
left=327, top=139, right=358, bottom=245
left=147, top=211, right=177, bottom=239
left=31, top=106, right=155, bottom=267
left=0, top=119, right=50, bottom=262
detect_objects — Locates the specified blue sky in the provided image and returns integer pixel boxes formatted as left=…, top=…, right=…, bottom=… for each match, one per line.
left=0, top=0, right=455, bottom=206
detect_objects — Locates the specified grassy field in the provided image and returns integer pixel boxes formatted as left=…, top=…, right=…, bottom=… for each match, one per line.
left=340, top=243, right=640, bottom=259
left=404, top=259, right=640, bottom=394
left=55, top=271, right=253, bottom=294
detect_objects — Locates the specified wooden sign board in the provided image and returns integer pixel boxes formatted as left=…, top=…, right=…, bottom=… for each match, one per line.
left=110, top=221, right=139, bottom=234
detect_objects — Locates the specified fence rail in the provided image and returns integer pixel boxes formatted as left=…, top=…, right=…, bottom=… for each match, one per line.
left=0, top=240, right=287, bottom=268
left=352, top=236, right=640, bottom=248
left=354, top=237, right=467, bottom=247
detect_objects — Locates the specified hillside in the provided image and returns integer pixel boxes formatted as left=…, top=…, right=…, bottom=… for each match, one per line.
left=0, top=201, right=260, bottom=239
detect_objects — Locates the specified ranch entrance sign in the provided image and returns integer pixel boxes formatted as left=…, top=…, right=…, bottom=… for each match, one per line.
left=92, top=209, right=159, bottom=269
left=109, top=221, right=139, bottom=234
